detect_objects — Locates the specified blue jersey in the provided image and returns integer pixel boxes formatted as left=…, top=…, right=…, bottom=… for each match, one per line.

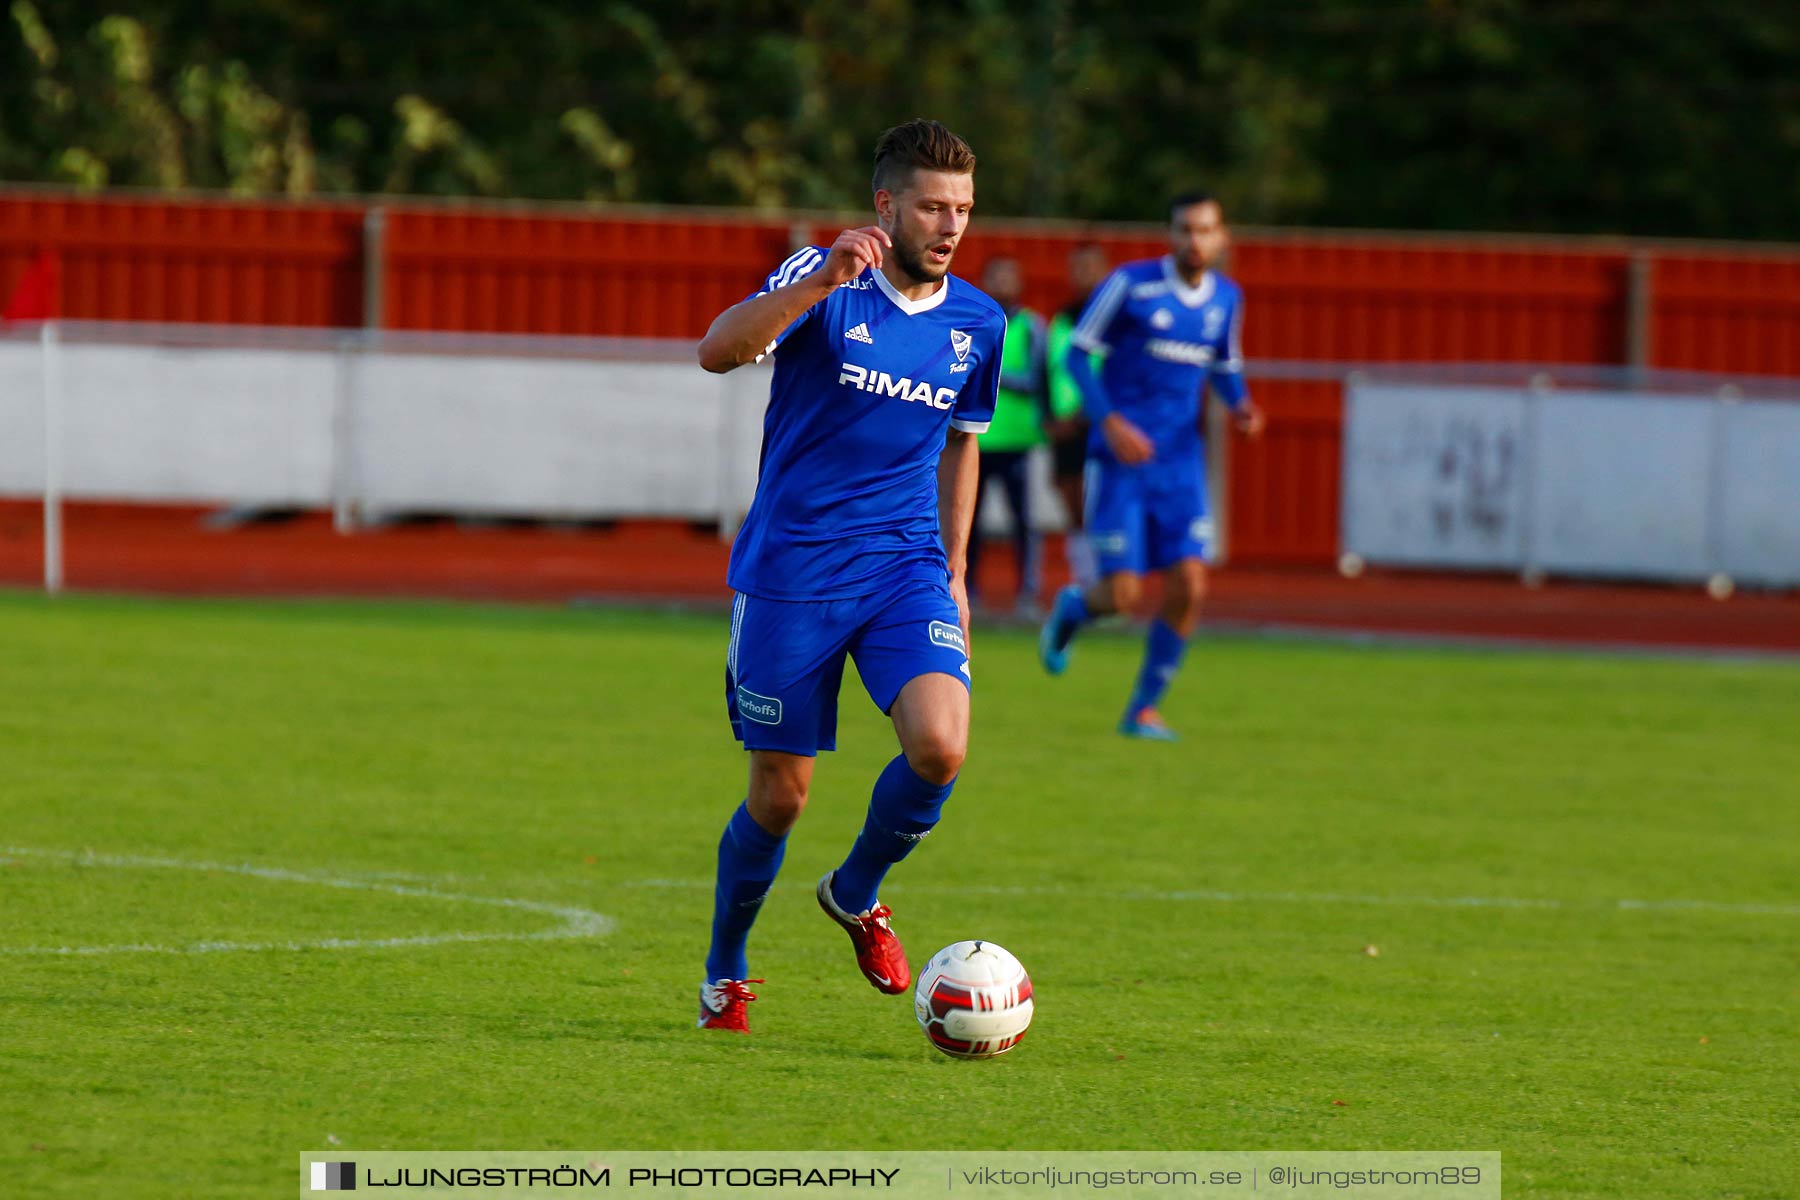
left=727, top=246, right=1007, bottom=602
left=1069, top=256, right=1248, bottom=463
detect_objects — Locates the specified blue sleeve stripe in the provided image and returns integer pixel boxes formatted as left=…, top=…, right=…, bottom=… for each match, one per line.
left=761, top=246, right=822, bottom=294
left=1073, top=272, right=1127, bottom=347
left=778, top=247, right=823, bottom=287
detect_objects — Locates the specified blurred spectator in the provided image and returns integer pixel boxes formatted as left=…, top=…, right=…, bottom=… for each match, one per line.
left=968, top=255, right=1049, bottom=615
left=1045, top=242, right=1110, bottom=583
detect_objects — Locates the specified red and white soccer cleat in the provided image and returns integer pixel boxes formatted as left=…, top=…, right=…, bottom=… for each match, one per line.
left=817, top=871, right=911, bottom=995
left=696, top=978, right=763, bottom=1033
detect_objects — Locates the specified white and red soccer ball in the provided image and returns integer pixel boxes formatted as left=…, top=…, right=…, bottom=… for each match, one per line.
left=914, top=940, right=1033, bottom=1058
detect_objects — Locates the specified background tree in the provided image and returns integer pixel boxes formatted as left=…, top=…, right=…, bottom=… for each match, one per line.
left=2, top=0, right=1795, bottom=239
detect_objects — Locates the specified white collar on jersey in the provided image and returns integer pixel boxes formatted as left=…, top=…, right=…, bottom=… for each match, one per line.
left=1160, top=256, right=1216, bottom=308
left=871, top=264, right=951, bottom=315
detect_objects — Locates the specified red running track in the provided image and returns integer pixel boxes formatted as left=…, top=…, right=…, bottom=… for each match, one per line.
left=3, top=502, right=1796, bottom=655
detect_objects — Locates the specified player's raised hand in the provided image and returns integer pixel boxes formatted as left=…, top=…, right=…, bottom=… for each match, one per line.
left=1102, top=412, right=1155, bottom=465
left=1233, top=402, right=1267, bottom=438
left=818, top=226, right=890, bottom=287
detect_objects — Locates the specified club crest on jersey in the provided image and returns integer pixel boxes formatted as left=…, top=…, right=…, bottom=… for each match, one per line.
left=950, top=329, right=972, bottom=362
left=1202, top=306, right=1226, bottom=338
left=838, top=363, right=958, bottom=410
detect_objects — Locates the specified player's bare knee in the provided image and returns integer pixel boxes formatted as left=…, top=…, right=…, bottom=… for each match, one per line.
left=907, top=748, right=962, bottom=787
left=904, top=731, right=965, bottom=786
left=1108, top=573, right=1143, bottom=613
left=1162, top=561, right=1203, bottom=606
left=747, top=784, right=807, bottom=833
left=747, top=759, right=810, bottom=832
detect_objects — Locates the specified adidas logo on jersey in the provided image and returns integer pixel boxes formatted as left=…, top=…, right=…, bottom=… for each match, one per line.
left=845, top=323, right=874, bottom=344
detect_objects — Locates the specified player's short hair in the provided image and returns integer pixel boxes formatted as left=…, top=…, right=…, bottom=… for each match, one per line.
left=872, top=120, right=977, bottom=197
left=1169, top=191, right=1220, bottom=222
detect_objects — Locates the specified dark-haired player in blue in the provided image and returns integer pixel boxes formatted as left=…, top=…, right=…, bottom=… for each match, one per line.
left=1039, top=193, right=1264, bottom=739
left=692, top=120, right=1006, bottom=1034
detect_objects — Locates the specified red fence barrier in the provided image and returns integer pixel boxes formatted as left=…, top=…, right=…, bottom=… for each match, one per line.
left=1224, top=380, right=1346, bottom=566
left=1231, top=239, right=1634, bottom=364
left=0, top=192, right=364, bottom=327
left=380, top=207, right=793, bottom=336
left=5, top=187, right=1797, bottom=568
left=1651, top=254, right=1800, bottom=376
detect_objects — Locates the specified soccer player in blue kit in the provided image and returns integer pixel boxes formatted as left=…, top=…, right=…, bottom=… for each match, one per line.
left=691, top=120, right=1007, bottom=1033
left=1038, top=193, right=1264, bottom=739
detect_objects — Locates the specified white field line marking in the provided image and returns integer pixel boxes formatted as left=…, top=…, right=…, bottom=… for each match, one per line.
left=1, top=846, right=614, bottom=955
left=618, top=878, right=1800, bottom=917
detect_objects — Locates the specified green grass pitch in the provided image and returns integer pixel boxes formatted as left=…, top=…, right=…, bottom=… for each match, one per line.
left=2, top=590, right=1796, bottom=1198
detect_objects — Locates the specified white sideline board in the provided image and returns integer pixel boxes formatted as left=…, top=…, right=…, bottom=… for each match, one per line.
left=1343, top=381, right=1800, bottom=586
left=0, top=339, right=768, bottom=521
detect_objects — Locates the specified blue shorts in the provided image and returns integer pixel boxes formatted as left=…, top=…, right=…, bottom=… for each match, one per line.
left=725, top=578, right=971, bottom=757
left=1084, top=455, right=1213, bottom=577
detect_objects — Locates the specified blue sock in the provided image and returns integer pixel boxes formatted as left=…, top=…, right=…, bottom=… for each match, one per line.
left=705, top=801, right=787, bottom=983
left=1126, top=618, right=1188, bottom=715
left=1064, top=585, right=1093, bottom=625
left=1051, top=585, right=1093, bottom=653
left=831, top=754, right=954, bottom=914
